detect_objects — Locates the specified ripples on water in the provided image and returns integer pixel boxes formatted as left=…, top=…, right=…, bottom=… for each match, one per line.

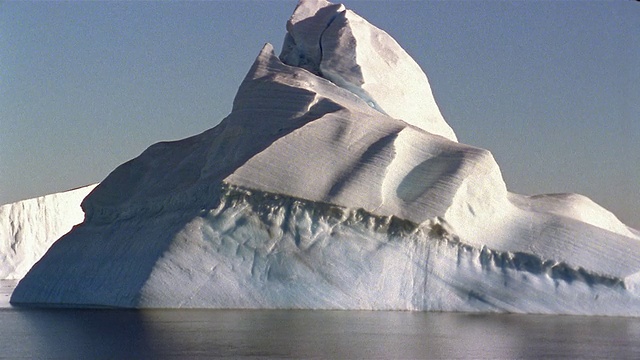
left=2, top=280, right=640, bottom=359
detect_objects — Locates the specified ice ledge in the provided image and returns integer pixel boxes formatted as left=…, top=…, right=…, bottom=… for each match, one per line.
left=219, top=183, right=628, bottom=291
left=76, top=178, right=636, bottom=292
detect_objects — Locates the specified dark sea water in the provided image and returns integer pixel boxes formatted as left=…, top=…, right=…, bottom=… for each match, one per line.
left=2, top=281, right=640, bottom=359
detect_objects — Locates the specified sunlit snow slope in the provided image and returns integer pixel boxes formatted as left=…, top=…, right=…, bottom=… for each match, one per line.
left=0, top=185, right=97, bottom=279
left=11, top=0, right=640, bottom=315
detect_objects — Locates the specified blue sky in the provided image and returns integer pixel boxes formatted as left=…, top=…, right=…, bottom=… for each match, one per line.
left=1, top=1, right=638, bottom=228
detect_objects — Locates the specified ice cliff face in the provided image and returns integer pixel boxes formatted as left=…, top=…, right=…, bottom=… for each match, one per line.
left=0, top=185, right=96, bottom=279
left=11, top=0, right=640, bottom=315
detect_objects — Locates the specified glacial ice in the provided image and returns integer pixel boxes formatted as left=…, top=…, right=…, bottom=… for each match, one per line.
left=280, top=0, right=457, bottom=141
left=0, top=185, right=96, bottom=279
left=10, top=0, right=640, bottom=315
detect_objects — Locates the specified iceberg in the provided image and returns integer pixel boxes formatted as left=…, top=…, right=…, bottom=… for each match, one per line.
left=0, top=184, right=97, bottom=280
left=11, top=0, right=640, bottom=315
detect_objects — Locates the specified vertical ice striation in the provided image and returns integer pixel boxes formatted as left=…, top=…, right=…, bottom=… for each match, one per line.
left=280, top=0, right=345, bottom=74
left=0, top=185, right=97, bottom=279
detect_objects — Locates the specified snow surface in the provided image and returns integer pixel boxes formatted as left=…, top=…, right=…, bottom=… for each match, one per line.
left=10, top=0, right=640, bottom=315
left=0, top=184, right=97, bottom=279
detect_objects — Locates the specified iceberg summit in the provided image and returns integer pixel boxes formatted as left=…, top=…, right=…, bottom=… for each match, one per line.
left=11, top=0, right=640, bottom=315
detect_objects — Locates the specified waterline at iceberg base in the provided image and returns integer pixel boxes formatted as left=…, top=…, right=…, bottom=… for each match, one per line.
left=11, top=0, right=640, bottom=315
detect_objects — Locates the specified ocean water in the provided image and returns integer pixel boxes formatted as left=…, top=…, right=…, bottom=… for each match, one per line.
left=2, top=281, right=640, bottom=359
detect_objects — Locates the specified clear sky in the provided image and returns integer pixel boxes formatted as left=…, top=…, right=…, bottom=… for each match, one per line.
left=1, top=1, right=638, bottom=229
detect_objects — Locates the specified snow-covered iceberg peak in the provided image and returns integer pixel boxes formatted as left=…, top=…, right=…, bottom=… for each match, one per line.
left=280, top=0, right=457, bottom=141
